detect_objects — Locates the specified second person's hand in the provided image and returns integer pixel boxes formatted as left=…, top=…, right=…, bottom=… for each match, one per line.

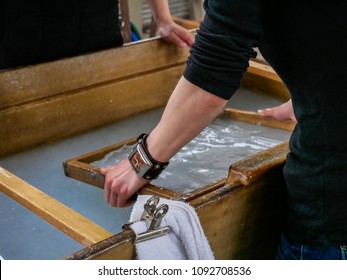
left=157, top=20, right=195, bottom=48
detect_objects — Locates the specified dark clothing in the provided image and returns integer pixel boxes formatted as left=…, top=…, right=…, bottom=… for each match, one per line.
left=276, top=234, right=347, bottom=260
left=0, top=0, right=123, bottom=69
left=184, top=0, right=347, bottom=246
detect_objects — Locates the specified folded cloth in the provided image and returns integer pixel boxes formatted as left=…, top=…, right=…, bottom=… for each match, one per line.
left=129, top=195, right=214, bottom=260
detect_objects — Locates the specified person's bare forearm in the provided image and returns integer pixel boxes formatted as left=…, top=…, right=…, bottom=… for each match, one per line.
left=146, top=77, right=228, bottom=163
left=102, top=77, right=226, bottom=207
left=146, top=0, right=173, bottom=25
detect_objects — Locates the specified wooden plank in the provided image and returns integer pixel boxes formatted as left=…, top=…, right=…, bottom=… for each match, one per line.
left=243, top=60, right=291, bottom=101
left=172, top=16, right=200, bottom=30
left=0, top=35, right=192, bottom=110
left=249, top=60, right=279, bottom=80
left=63, top=157, right=181, bottom=199
left=0, top=64, right=185, bottom=158
left=119, top=0, right=132, bottom=43
left=0, top=167, right=113, bottom=247
left=65, top=230, right=136, bottom=260
left=223, top=108, right=295, bottom=131
left=226, top=142, right=288, bottom=186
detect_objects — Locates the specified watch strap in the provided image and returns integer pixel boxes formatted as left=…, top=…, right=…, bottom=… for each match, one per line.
left=129, top=133, right=169, bottom=180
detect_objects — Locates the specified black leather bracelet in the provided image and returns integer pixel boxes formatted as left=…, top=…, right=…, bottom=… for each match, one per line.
left=128, top=133, right=169, bottom=180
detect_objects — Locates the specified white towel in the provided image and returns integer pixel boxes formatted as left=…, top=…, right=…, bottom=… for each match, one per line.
left=129, top=195, right=214, bottom=260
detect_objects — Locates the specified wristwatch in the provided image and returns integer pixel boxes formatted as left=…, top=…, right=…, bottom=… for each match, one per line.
left=128, top=134, right=169, bottom=180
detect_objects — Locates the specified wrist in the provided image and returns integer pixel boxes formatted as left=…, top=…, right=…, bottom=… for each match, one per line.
left=128, top=134, right=169, bottom=180
left=154, top=13, right=174, bottom=27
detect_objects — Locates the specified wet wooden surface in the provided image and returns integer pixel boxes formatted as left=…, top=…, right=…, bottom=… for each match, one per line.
left=223, top=108, right=295, bottom=131
left=65, top=230, right=136, bottom=260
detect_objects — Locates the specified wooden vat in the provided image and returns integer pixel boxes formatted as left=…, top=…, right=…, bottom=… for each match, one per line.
left=63, top=141, right=289, bottom=260
left=61, top=103, right=292, bottom=259
left=0, top=33, right=294, bottom=259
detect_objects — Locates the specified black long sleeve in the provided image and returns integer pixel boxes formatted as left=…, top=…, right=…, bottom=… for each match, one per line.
left=184, top=0, right=263, bottom=99
left=183, top=0, right=347, bottom=246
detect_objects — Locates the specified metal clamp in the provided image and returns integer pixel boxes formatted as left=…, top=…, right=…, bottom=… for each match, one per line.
left=132, top=196, right=171, bottom=243
left=140, top=195, right=159, bottom=221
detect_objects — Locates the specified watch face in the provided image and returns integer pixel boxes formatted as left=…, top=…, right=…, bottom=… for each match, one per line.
left=131, top=151, right=147, bottom=172
left=129, top=144, right=152, bottom=176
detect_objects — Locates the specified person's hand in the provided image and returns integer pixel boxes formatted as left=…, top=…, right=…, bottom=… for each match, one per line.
left=101, top=159, right=149, bottom=207
left=157, top=20, right=195, bottom=48
left=257, top=99, right=297, bottom=121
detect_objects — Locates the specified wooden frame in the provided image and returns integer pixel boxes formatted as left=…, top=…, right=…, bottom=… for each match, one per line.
left=63, top=107, right=294, bottom=197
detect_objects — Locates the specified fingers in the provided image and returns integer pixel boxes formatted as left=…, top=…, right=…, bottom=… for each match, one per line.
left=103, top=172, right=126, bottom=207
left=159, top=23, right=195, bottom=48
left=258, top=107, right=289, bottom=120
left=178, top=29, right=195, bottom=47
left=104, top=183, right=110, bottom=204
left=258, top=107, right=281, bottom=118
left=102, top=159, right=148, bottom=208
left=258, top=100, right=296, bottom=121
left=160, top=30, right=187, bottom=48
left=170, top=34, right=188, bottom=48
left=100, top=166, right=111, bottom=174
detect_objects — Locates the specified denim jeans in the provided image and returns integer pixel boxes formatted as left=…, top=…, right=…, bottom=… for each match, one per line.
left=276, top=234, right=347, bottom=260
